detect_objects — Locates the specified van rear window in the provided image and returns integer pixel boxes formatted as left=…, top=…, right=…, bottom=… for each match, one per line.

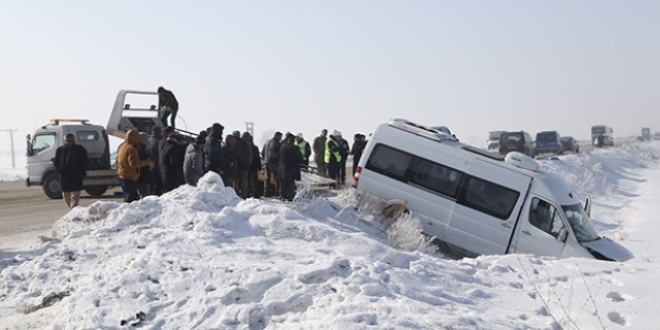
left=410, top=158, right=463, bottom=198
left=501, top=134, right=522, bottom=143
left=365, top=144, right=413, bottom=181
left=458, top=176, right=520, bottom=219
left=536, top=133, right=557, bottom=142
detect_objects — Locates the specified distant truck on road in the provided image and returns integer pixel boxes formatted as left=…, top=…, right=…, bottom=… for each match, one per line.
left=487, top=131, right=505, bottom=150
left=591, top=125, right=614, bottom=147
left=642, top=127, right=651, bottom=141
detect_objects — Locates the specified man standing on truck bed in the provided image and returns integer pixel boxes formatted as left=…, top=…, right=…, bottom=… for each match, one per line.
left=158, top=86, right=179, bottom=129
left=52, top=133, right=88, bottom=209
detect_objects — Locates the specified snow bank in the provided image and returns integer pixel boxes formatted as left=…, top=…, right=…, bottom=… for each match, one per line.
left=3, top=145, right=660, bottom=329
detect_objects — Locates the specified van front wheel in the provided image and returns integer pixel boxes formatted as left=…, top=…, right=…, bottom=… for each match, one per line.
left=43, top=172, right=62, bottom=199
left=380, top=203, right=409, bottom=229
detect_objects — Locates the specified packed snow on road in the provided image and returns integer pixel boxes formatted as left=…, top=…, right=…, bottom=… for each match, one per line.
left=2, top=143, right=660, bottom=329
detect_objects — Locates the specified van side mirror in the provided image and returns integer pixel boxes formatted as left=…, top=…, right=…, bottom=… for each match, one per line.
left=557, top=228, right=568, bottom=242
left=150, top=104, right=156, bottom=110
left=584, top=196, right=591, bottom=217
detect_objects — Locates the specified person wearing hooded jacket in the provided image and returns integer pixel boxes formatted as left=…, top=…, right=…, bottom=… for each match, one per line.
left=231, top=131, right=253, bottom=198
left=204, top=123, right=224, bottom=175
left=184, top=133, right=206, bottom=186
left=137, top=132, right=152, bottom=199
left=161, top=134, right=186, bottom=193
left=278, top=134, right=302, bottom=201
left=53, top=133, right=88, bottom=209
left=117, top=130, right=154, bottom=202
left=221, top=134, right=237, bottom=187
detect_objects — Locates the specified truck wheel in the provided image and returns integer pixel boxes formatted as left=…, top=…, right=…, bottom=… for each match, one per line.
left=85, top=186, right=108, bottom=197
left=43, top=172, right=62, bottom=199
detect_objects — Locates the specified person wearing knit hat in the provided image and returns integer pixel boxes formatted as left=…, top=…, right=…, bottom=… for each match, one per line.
left=325, top=129, right=343, bottom=185
left=184, top=131, right=206, bottom=186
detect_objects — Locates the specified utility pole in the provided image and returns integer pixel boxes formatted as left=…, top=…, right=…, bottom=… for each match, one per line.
left=0, top=129, right=17, bottom=169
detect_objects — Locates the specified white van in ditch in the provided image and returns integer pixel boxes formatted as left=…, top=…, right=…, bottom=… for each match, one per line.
left=353, top=119, right=633, bottom=262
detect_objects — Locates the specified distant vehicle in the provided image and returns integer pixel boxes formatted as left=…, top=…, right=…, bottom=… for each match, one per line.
left=499, top=131, right=535, bottom=158
left=535, top=131, right=563, bottom=156
left=654, top=132, right=660, bottom=141
left=591, top=125, right=614, bottom=147
left=487, top=131, right=505, bottom=150
left=559, top=136, right=579, bottom=153
left=352, top=118, right=632, bottom=261
left=642, top=127, right=651, bottom=141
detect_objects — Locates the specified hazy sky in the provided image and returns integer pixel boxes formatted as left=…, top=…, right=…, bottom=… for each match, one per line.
left=1, top=1, right=659, bottom=153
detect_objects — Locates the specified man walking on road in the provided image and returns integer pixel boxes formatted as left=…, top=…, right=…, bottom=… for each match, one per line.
left=52, top=133, right=88, bottom=209
left=313, top=129, right=327, bottom=176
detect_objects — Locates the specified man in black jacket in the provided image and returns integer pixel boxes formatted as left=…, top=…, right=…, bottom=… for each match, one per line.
left=204, top=123, right=224, bottom=175
left=262, top=132, right=282, bottom=197
left=53, top=133, right=88, bottom=209
left=161, top=134, right=186, bottom=193
left=221, top=134, right=237, bottom=187
left=278, top=134, right=302, bottom=201
left=243, top=132, right=262, bottom=198
left=337, top=133, right=350, bottom=185
left=231, top=131, right=252, bottom=198
left=148, top=127, right=163, bottom=195
left=158, top=86, right=179, bottom=128
left=350, top=133, right=367, bottom=176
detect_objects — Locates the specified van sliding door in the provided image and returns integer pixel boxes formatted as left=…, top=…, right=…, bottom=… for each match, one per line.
left=447, top=159, right=531, bottom=255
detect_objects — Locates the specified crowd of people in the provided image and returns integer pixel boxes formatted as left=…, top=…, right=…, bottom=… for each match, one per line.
left=52, top=87, right=368, bottom=207
left=114, top=125, right=368, bottom=203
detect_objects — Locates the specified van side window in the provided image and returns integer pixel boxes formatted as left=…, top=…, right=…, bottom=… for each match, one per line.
left=365, top=144, right=413, bottom=181
left=410, top=158, right=463, bottom=198
left=458, top=176, right=520, bottom=220
left=77, top=131, right=99, bottom=141
left=529, top=198, right=565, bottom=237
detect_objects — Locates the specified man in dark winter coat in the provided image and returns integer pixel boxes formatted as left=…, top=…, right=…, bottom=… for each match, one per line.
left=158, top=86, right=179, bottom=128
left=325, top=130, right=342, bottom=184
left=350, top=133, right=367, bottom=176
left=262, top=131, right=282, bottom=197
left=137, top=132, right=152, bottom=199
left=231, top=131, right=253, bottom=198
left=337, top=133, right=350, bottom=185
left=158, top=126, right=175, bottom=160
left=204, top=123, right=224, bottom=175
left=161, top=134, right=186, bottom=193
left=243, top=132, right=261, bottom=198
left=221, top=134, right=237, bottom=187
left=53, top=133, right=88, bottom=209
left=278, top=134, right=302, bottom=201
left=148, top=127, right=164, bottom=195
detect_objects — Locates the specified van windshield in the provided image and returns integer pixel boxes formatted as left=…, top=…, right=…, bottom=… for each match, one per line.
left=561, top=203, right=599, bottom=242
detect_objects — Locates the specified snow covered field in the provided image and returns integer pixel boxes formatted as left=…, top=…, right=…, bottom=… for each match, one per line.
left=2, top=143, right=660, bottom=329
left=0, top=152, right=26, bottom=182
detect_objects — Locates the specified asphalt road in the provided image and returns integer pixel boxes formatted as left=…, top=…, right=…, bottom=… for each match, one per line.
left=0, top=181, right=123, bottom=252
